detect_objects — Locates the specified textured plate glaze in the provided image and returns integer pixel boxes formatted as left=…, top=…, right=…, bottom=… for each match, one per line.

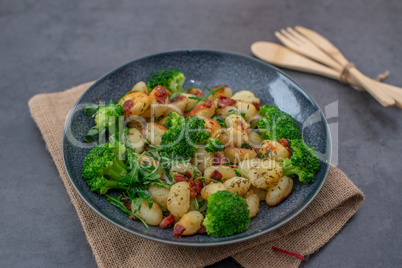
left=63, top=50, right=331, bottom=246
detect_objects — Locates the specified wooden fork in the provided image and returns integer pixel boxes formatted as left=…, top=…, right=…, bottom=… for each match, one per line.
left=275, top=28, right=342, bottom=71
left=275, top=27, right=395, bottom=107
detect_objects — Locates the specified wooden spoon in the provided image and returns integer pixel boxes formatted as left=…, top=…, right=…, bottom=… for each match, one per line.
left=251, top=41, right=340, bottom=80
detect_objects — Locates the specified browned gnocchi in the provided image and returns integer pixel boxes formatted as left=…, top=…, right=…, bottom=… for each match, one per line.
left=82, top=69, right=320, bottom=239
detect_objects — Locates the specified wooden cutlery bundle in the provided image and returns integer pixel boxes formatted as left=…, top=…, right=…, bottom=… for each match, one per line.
left=251, top=26, right=402, bottom=108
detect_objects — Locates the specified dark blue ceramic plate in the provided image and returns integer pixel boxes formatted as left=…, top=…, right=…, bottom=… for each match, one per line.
left=63, top=50, right=331, bottom=246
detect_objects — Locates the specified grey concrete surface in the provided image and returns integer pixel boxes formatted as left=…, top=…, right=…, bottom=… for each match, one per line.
left=1, top=0, right=401, bottom=267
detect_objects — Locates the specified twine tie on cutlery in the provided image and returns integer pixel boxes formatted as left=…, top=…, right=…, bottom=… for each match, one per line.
left=375, top=70, right=390, bottom=82
left=339, top=63, right=390, bottom=91
left=339, top=62, right=366, bottom=91
left=339, top=62, right=357, bottom=86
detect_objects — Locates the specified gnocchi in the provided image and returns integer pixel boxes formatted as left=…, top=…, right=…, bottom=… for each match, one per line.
left=238, top=159, right=282, bottom=189
left=231, top=90, right=260, bottom=104
left=225, top=114, right=249, bottom=132
left=204, top=118, right=222, bottom=138
left=167, top=182, right=191, bottom=218
left=218, top=127, right=249, bottom=147
left=224, top=147, right=257, bottom=164
left=82, top=69, right=320, bottom=239
left=174, top=211, right=204, bottom=237
left=119, top=91, right=151, bottom=117
left=170, top=162, right=202, bottom=180
left=131, top=81, right=149, bottom=95
left=203, top=166, right=236, bottom=184
left=165, top=94, right=189, bottom=115
left=223, top=177, right=251, bottom=196
left=208, top=86, right=232, bottom=101
left=235, top=101, right=257, bottom=121
left=185, top=99, right=215, bottom=119
left=125, top=127, right=145, bottom=153
left=259, top=140, right=290, bottom=161
left=201, top=183, right=226, bottom=200
left=249, top=131, right=263, bottom=147
left=244, top=191, right=260, bottom=218
left=265, top=176, right=293, bottom=206
left=191, top=147, right=214, bottom=173
left=148, top=186, right=170, bottom=209
left=132, top=200, right=163, bottom=226
left=144, top=122, right=168, bottom=147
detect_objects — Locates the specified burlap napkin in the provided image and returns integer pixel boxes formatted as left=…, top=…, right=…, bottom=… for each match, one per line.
left=29, top=82, right=364, bottom=268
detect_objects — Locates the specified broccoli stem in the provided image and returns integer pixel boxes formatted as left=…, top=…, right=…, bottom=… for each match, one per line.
left=104, top=157, right=128, bottom=180
left=280, top=158, right=301, bottom=178
left=102, top=179, right=120, bottom=192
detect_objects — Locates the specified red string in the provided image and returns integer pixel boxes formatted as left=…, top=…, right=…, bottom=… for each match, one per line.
left=272, top=246, right=304, bottom=260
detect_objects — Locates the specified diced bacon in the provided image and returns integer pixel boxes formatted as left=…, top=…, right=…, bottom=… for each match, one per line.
left=159, top=215, right=175, bottom=229
left=204, top=99, right=212, bottom=108
left=278, top=138, right=291, bottom=156
left=253, top=102, right=263, bottom=111
left=123, top=199, right=131, bottom=211
left=194, top=179, right=203, bottom=195
left=178, top=171, right=192, bottom=179
left=196, top=226, right=207, bottom=234
left=189, top=189, right=197, bottom=199
left=173, top=224, right=186, bottom=238
left=123, top=99, right=134, bottom=116
left=188, top=178, right=203, bottom=198
left=188, top=179, right=197, bottom=198
left=278, top=138, right=289, bottom=148
left=210, top=170, right=223, bottom=181
left=251, top=146, right=260, bottom=154
left=187, top=88, right=205, bottom=97
left=188, top=179, right=203, bottom=198
left=153, top=85, right=170, bottom=104
left=217, top=96, right=237, bottom=108
left=174, top=174, right=187, bottom=182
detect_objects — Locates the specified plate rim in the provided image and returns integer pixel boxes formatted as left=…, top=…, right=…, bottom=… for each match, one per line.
left=62, top=49, right=332, bottom=247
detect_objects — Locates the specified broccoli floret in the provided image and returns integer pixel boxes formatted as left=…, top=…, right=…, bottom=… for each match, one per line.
left=94, top=103, right=123, bottom=130
left=147, top=69, right=185, bottom=94
left=280, top=139, right=320, bottom=183
left=82, top=142, right=127, bottom=181
left=164, top=112, right=184, bottom=128
left=205, top=138, right=224, bottom=153
left=203, top=191, right=250, bottom=237
left=186, top=115, right=210, bottom=142
left=257, top=105, right=302, bottom=141
left=84, top=102, right=124, bottom=143
left=159, top=115, right=210, bottom=161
